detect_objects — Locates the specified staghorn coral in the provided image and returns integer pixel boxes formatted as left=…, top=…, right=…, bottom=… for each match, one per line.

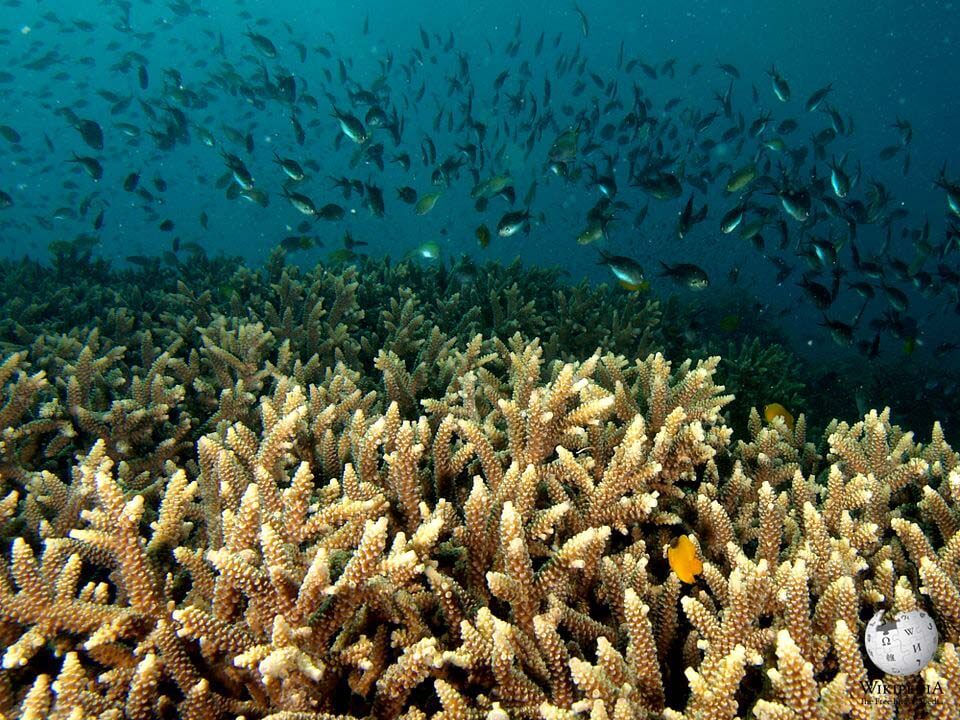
left=3, top=259, right=960, bottom=719
left=0, top=254, right=674, bottom=486
left=0, top=338, right=720, bottom=718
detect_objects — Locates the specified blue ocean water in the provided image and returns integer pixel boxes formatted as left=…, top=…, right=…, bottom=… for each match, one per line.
left=1, top=0, right=959, bottom=431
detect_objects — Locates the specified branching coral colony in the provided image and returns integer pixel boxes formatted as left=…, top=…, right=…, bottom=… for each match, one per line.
left=1, top=260, right=960, bottom=719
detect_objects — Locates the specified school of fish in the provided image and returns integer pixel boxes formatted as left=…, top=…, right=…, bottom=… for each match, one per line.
left=0, top=2, right=958, bottom=358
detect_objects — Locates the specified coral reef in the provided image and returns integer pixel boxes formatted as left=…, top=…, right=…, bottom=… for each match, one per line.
left=2, top=251, right=811, bottom=428
left=2, top=257, right=960, bottom=719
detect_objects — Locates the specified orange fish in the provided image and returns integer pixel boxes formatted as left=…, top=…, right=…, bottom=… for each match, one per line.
left=667, top=534, right=703, bottom=584
left=764, top=402, right=795, bottom=430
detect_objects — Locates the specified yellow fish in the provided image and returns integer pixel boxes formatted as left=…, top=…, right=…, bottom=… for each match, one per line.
left=764, top=402, right=795, bottom=430
left=667, top=535, right=703, bottom=584
left=618, top=279, right=650, bottom=293
left=415, top=192, right=442, bottom=215
left=725, top=163, right=757, bottom=193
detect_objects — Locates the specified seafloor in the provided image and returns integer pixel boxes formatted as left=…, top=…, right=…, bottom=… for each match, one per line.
left=2, top=250, right=960, bottom=719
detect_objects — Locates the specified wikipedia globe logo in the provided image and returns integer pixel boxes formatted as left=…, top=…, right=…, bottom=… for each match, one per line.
left=863, top=609, right=939, bottom=676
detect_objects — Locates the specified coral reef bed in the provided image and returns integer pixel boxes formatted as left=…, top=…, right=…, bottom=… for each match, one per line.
left=2, top=255, right=960, bottom=719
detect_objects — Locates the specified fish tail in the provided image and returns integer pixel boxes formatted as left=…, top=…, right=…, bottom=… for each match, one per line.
left=853, top=298, right=870, bottom=326
left=934, top=161, right=948, bottom=189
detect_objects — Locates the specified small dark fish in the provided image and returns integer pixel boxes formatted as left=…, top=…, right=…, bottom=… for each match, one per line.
left=777, top=119, right=798, bottom=135
left=365, top=106, right=388, bottom=128
left=599, top=249, right=646, bottom=289
left=123, top=170, right=140, bottom=192
left=882, top=284, right=909, bottom=312
left=365, top=183, right=385, bottom=217
left=0, top=125, right=20, bottom=143
left=824, top=105, right=846, bottom=135
left=222, top=151, right=255, bottom=190
left=891, top=117, right=913, bottom=145
left=110, top=96, right=132, bottom=116
left=291, top=114, right=305, bottom=145
left=820, top=316, right=856, bottom=345
left=716, top=62, right=740, bottom=79
left=767, top=64, right=791, bottom=102
left=935, top=342, right=960, bottom=357
left=277, top=74, right=296, bottom=104
left=159, top=219, right=174, bottom=232
left=343, top=230, right=368, bottom=250
left=573, top=3, right=589, bottom=37
left=273, top=152, right=305, bottom=181
left=812, top=127, right=837, bottom=147
left=779, top=187, right=812, bottom=222
left=396, top=186, right=418, bottom=204
left=658, top=261, right=710, bottom=289
left=799, top=276, right=834, bottom=309
left=804, top=83, right=832, bottom=112
left=68, top=153, right=103, bottom=180
left=317, top=203, right=345, bottom=220
left=633, top=172, right=682, bottom=200
left=75, top=118, right=104, bottom=150
left=828, top=155, right=850, bottom=198
left=720, top=203, right=746, bottom=234
left=333, top=107, right=367, bottom=144
left=282, top=188, right=317, bottom=216
left=497, top=209, right=531, bottom=237
left=677, top=194, right=708, bottom=239
left=281, top=235, right=313, bottom=252
left=858, top=334, right=881, bottom=359
left=879, top=145, right=901, bottom=161
left=476, top=224, right=491, bottom=248
left=245, top=29, right=277, bottom=58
